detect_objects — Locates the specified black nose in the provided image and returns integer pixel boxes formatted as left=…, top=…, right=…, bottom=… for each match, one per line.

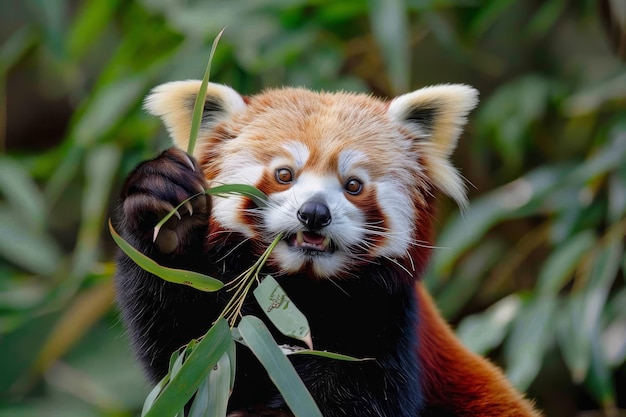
left=297, top=200, right=332, bottom=230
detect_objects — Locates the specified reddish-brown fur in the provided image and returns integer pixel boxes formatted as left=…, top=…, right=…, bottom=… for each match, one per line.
left=416, top=283, right=541, bottom=416
left=136, top=81, right=543, bottom=416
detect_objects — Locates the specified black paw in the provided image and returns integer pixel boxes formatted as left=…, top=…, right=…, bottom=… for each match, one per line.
left=119, top=147, right=210, bottom=254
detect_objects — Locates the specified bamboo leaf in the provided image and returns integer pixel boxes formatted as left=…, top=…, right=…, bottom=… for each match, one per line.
left=142, top=318, right=232, bottom=417
left=505, top=295, right=556, bottom=390
left=288, top=350, right=370, bottom=362
left=237, top=316, right=322, bottom=417
left=0, top=209, right=61, bottom=276
left=206, top=184, right=268, bottom=208
left=206, top=353, right=230, bottom=417
left=0, top=155, right=46, bottom=231
left=109, top=219, right=223, bottom=292
left=431, top=165, right=568, bottom=279
left=188, top=28, right=225, bottom=155
left=253, top=275, right=312, bottom=349
left=536, top=230, right=596, bottom=295
left=456, top=294, right=522, bottom=355
left=585, top=337, right=616, bottom=409
left=188, top=353, right=230, bottom=417
left=226, top=333, right=237, bottom=392
left=367, top=0, right=409, bottom=94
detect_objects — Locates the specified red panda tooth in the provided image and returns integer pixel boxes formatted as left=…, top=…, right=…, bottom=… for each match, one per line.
left=296, top=231, right=304, bottom=245
left=322, top=236, right=331, bottom=249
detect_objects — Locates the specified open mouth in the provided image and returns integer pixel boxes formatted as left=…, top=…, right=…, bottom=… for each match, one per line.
left=287, top=231, right=333, bottom=254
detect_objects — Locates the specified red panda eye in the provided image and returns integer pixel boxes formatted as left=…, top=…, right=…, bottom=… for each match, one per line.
left=345, top=178, right=363, bottom=195
left=276, top=168, right=294, bottom=184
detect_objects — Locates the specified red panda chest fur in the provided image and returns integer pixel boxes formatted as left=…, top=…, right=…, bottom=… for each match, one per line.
left=114, top=81, right=542, bottom=417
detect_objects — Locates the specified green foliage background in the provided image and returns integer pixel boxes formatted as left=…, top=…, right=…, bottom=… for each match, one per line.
left=1, top=1, right=625, bottom=416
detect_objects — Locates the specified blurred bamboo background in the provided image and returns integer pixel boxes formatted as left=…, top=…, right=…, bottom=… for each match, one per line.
left=0, top=1, right=625, bottom=416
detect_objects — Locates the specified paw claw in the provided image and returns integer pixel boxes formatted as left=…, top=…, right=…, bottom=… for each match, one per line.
left=182, top=153, right=196, bottom=172
left=184, top=201, right=193, bottom=216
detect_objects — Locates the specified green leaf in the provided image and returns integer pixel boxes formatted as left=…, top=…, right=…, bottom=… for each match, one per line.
left=525, top=0, right=567, bottom=38
left=188, top=28, right=225, bottom=155
left=236, top=316, right=323, bottom=417
left=566, top=129, right=626, bottom=185
left=0, top=156, right=47, bottom=231
left=66, top=0, right=120, bottom=59
left=601, top=313, right=626, bottom=366
left=601, top=287, right=626, bottom=366
left=27, top=0, right=67, bottom=58
left=585, top=336, right=616, bottom=409
left=288, top=349, right=370, bottom=362
left=141, top=374, right=169, bottom=416
left=226, top=333, right=237, bottom=392
left=72, top=76, right=148, bottom=147
left=434, top=239, right=504, bottom=319
left=468, top=0, right=517, bottom=38
left=431, top=164, right=568, bottom=279
left=456, top=294, right=522, bottom=355
left=557, top=294, right=591, bottom=383
left=188, top=352, right=230, bottom=417
left=608, top=163, right=626, bottom=223
left=0, top=26, right=38, bottom=76
left=254, top=275, right=312, bottom=349
left=367, top=0, right=410, bottom=94
left=207, top=352, right=230, bottom=417
left=206, top=183, right=268, bottom=208
left=69, top=145, right=121, bottom=283
left=108, top=219, right=224, bottom=292
left=536, top=230, right=596, bottom=295
left=505, top=295, right=556, bottom=390
left=558, top=239, right=622, bottom=383
left=0, top=209, right=61, bottom=276
left=142, top=318, right=232, bottom=417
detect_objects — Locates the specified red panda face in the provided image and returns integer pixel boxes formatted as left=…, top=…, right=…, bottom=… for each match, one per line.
left=144, top=82, right=478, bottom=279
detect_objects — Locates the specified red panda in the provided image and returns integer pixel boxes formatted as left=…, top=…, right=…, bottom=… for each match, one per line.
left=114, top=81, right=542, bottom=417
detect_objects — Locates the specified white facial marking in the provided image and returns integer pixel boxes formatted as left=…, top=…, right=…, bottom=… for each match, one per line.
left=211, top=152, right=264, bottom=237
left=337, top=149, right=367, bottom=178
left=212, top=142, right=417, bottom=277
left=282, top=141, right=310, bottom=170
left=264, top=171, right=365, bottom=277
left=371, top=180, right=415, bottom=257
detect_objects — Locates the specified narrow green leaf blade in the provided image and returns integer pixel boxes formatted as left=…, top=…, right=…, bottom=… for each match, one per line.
left=207, top=352, right=230, bottom=417
left=0, top=156, right=47, bottom=230
left=188, top=28, right=225, bottom=155
left=207, top=184, right=268, bottom=208
left=253, top=275, right=312, bottom=349
left=536, top=230, right=596, bottom=295
left=367, top=0, right=410, bottom=94
left=505, top=296, right=556, bottom=390
left=109, top=219, right=223, bottom=292
left=226, top=332, right=237, bottom=392
left=189, top=352, right=230, bottom=417
left=456, top=294, right=522, bottom=355
left=143, top=318, right=232, bottom=417
left=288, top=349, right=370, bottom=362
left=237, top=316, right=322, bottom=417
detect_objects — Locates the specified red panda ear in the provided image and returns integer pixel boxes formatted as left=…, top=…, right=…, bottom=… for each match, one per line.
left=388, top=84, right=479, bottom=207
left=144, top=80, right=246, bottom=156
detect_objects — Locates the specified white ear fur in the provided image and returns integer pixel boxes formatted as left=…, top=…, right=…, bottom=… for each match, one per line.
left=388, top=84, right=479, bottom=207
left=144, top=80, right=246, bottom=156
